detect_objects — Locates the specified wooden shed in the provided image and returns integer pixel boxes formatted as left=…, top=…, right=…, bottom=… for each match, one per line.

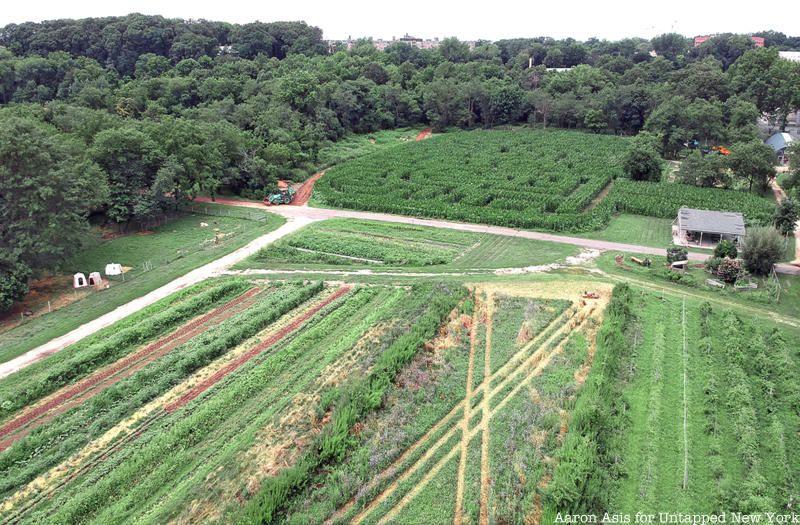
left=672, top=207, right=745, bottom=248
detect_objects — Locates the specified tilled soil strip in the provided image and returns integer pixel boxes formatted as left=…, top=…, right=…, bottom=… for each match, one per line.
left=164, top=286, right=351, bottom=413
left=0, top=287, right=264, bottom=451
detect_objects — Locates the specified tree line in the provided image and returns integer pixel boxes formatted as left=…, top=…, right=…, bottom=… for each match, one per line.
left=1, top=14, right=800, bottom=311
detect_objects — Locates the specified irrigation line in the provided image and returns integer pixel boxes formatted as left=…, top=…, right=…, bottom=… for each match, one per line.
left=682, top=297, right=688, bottom=491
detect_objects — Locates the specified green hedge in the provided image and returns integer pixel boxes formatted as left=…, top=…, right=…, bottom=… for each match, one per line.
left=542, top=283, right=634, bottom=517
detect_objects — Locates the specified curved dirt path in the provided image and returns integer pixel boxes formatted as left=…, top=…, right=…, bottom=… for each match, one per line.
left=769, top=178, right=800, bottom=265
left=291, top=171, right=325, bottom=206
left=0, top=216, right=316, bottom=380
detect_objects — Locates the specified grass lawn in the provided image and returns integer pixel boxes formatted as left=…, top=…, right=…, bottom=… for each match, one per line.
left=315, top=128, right=421, bottom=170
left=575, top=214, right=673, bottom=248
left=596, top=251, right=800, bottom=320
left=237, top=218, right=579, bottom=272
left=0, top=207, right=284, bottom=364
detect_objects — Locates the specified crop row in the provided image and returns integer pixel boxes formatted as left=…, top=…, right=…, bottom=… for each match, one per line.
left=134, top=287, right=411, bottom=524
left=317, top=129, right=775, bottom=232
left=609, top=179, right=774, bottom=225
left=542, top=284, right=635, bottom=517
left=316, top=130, right=625, bottom=232
left=0, top=286, right=264, bottom=449
left=0, top=278, right=251, bottom=421
left=240, top=283, right=467, bottom=524
left=0, top=282, right=324, bottom=499
left=39, top=286, right=395, bottom=524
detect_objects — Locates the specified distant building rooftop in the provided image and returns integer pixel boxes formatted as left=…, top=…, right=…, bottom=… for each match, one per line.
left=677, top=208, right=746, bottom=237
left=766, top=132, right=794, bottom=152
left=693, top=35, right=764, bottom=47
left=779, top=51, right=800, bottom=63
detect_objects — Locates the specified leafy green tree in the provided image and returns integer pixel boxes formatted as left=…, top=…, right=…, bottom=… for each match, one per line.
left=678, top=151, right=730, bottom=188
left=774, top=199, right=798, bottom=235
left=0, top=117, right=107, bottom=310
left=651, top=33, right=688, bottom=61
left=693, top=33, right=754, bottom=69
left=0, top=255, right=31, bottom=312
left=423, top=78, right=468, bottom=130
left=623, top=132, right=664, bottom=181
left=91, top=127, right=159, bottom=224
left=645, top=96, right=691, bottom=157
left=727, top=141, right=775, bottom=192
left=543, top=48, right=564, bottom=68
left=714, top=239, right=738, bottom=259
left=729, top=48, right=800, bottom=128
left=584, top=109, right=608, bottom=133
left=685, top=98, right=725, bottom=146
left=740, top=226, right=785, bottom=275
left=439, top=38, right=470, bottom=63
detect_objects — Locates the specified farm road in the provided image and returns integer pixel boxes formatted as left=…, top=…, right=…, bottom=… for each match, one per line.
left=770, top=178, right=800, bottom=265
left=0, top=216, right=316, bottom=380
left=258, top=204, right=800, bottom=276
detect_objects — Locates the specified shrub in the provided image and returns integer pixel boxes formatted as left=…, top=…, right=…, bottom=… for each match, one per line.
left=714, top=239, right=738, bottom=259
left=740, top=226, right=784, bottom=275
left=666, top=245, right=688, bottom=263
left=774, top=199, right=798, bottom=236
left=705, top=256, right=723, bottom=273
left=715, top=257, right=743, bottom=284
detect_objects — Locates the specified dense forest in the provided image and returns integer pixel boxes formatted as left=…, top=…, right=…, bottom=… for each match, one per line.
left=1, top=13, right=800, bottom=310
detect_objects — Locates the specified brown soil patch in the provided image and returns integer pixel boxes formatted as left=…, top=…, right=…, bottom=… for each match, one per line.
left=0, top=274, right=91, bottom=334
left=291, top=171, right=325, bottom=206
left=416, top=128, right=433, bottom=141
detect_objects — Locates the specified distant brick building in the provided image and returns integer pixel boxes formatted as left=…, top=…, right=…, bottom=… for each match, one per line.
left=693, top=35, right=764, bottom=47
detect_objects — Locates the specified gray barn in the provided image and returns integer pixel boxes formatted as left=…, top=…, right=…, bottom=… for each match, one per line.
left=672, top=208, right=746, bottom=248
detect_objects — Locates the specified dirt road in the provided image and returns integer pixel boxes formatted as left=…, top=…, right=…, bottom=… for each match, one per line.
left=0, top=216, right=316, bottom=380
left=770, top=178, right=800, bottom=265
left=5, top=193, right=798, bottom=380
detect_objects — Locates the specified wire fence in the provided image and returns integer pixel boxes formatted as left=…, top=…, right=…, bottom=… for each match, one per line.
left=180, top=203, right=269, bottom=222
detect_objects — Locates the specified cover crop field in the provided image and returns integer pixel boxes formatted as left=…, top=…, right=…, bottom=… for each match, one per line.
left=315, top=129, right=775, bottom=232
left=248, top=218, right=578, bottom=270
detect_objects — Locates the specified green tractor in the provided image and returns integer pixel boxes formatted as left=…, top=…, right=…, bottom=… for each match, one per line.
left=265, top=187, right=296, bottom=205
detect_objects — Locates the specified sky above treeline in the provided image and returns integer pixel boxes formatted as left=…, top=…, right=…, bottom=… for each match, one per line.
left=2, top=0, right=798, bottom=42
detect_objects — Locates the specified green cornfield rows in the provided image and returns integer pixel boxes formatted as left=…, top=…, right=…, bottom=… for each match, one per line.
left=316, top=129, right=775, bottom=232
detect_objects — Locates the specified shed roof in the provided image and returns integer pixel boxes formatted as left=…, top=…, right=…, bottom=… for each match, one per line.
left=677, top=207, right=746, bottom=236
left=766, top=132, right=794, bottom=152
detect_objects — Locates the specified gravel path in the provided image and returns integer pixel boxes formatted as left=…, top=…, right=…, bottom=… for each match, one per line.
left=0, top=217, right=316, bottom=380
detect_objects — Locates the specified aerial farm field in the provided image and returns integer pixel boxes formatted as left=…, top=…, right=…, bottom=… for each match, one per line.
left=315, top=129, right=776, bottom=232
left=3, top=252, right=796, bottom=524
left=245, top=218, right=579, bottom=271
left=0, top=277, right=466, bottom=523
